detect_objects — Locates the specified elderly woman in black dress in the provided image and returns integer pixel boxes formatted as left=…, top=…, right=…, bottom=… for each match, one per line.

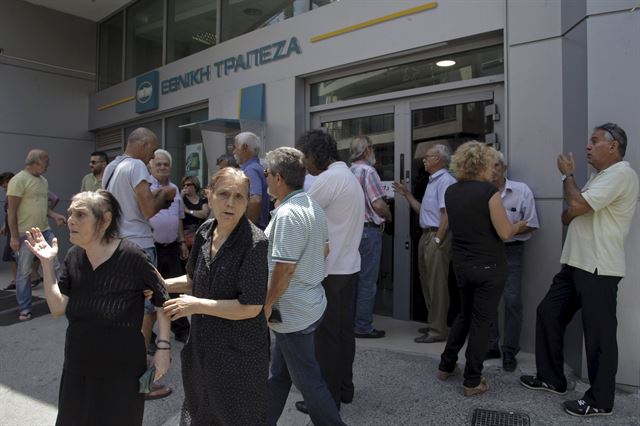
left=164, top=167, right=269, bottom=425
left=26, top=190, right=171, bottom=425
left=437, top=142, right=528, bottom=396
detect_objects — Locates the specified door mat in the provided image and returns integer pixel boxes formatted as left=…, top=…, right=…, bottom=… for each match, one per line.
left=0, top=290, right=49, bottom=326
left=471, top=408, right=530, bottom=426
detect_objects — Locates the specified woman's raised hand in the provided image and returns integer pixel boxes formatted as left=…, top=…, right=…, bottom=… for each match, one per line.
left=25, top=227, right=58, bottom=262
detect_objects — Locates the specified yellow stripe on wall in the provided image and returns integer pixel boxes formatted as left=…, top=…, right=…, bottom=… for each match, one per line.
left=310, top=2, right=438, bottom=43
left=97, top=95, right=136, bottom=111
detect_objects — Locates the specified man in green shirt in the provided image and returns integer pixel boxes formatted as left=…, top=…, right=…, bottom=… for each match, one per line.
left=80, top=151, right=108, bottom=192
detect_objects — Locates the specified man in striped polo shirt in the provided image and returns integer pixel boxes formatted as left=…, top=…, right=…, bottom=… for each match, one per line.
left=264, top=147, right=345, bottom=426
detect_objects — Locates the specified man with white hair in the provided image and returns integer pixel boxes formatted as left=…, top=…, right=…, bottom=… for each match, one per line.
left=7, top=149, right=66, bottom=321
left=233, top=132, right=269, bottom=229
left=486, top=152, right=539, bottom=372
left=149, top=149, right=190, bottom=343
left=349, top=136, right=392, bottom=339
left=393, top=144, right=456, bottom=343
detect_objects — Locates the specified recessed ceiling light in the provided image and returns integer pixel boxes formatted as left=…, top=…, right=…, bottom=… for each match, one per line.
left=436, top=60, right=456, bottom=67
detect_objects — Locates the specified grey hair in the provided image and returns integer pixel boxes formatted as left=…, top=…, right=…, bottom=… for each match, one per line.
left=350, top=136, right=372, bottom=162
left=596, top=122, right=627, bottom=157
left=25, top=149, right=48, bottom=166
left=265, top=147, right=306, bottom=190
left=127, top=127, right=157, bottom=146
left=495, top=150, right=507, bottom=166
left=152, top=149, right=172, bottom=167
left=430, top=144, right=451, bottom=166
left=235, top=132, right=261, bottom=156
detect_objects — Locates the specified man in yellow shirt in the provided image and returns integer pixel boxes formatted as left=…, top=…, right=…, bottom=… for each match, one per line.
left=7, top=150, right=66, bottom=321
left=520, top=123, right=639, bottom=417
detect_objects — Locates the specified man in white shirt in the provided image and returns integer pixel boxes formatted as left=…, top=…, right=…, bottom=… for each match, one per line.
left=520, top=123, right=638, bottom=417
left=296, top=130, right=365, bottom=410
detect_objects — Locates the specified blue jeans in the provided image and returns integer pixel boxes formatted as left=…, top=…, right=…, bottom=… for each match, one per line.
left=15, top=229, right=60, bottom=313
left=488, top=244, right=524, bottom=355
left=353, top=226, right=383, bottom=334
left=142, top=246, right=157, bottom=314
left=267, top=318, right=345, bottom=426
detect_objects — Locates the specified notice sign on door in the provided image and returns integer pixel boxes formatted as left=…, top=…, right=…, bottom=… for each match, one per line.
left=380, top=181, right=395, bottom=199
left=185, top=143, right=204, bottom=188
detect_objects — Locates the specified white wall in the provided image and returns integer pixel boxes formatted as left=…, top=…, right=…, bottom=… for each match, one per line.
left=0, top=0, right=97, bottom=258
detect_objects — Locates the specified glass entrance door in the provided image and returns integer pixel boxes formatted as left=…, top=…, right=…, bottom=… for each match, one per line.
left=317, top=109, right=396, bottom=316
left=310, top=86, right=503, bottom=321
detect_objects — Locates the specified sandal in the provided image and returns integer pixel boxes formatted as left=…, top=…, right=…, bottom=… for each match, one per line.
left=31, top=277, right=43, bottom=288
left=144, top=383, right=172, bottom=400
left=18, top=311, right=32, bottom=321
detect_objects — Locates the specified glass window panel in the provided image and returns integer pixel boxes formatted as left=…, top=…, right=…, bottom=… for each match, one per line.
left=165, top=109, right=209, bottom=186
left=126, top=0, right=163, bottom=79
left=311, top=0, right=338, bottom=9
left=220, top=0, right=306, bottom=42
left=311, top=45, right=504, bottom=106
left=167, top=0, right=217, bottom=63
left=98, top=12, right=124, bottom=89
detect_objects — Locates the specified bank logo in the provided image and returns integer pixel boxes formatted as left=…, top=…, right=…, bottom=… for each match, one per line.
left=135, top=71, right=159, bottom=113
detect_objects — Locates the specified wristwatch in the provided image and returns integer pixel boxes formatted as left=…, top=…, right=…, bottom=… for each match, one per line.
left=561, top=174, right=573, bottom=182
left=434, top=237, right=441, bottom=245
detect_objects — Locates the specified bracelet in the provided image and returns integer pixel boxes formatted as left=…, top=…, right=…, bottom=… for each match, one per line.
left=156, top=339, right=171, bottom=348
left=156, top=347, right=171, bottom=350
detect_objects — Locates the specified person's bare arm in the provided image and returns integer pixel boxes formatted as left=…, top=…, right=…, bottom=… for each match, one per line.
left=435, top=208, right=448, bottom=241
left=557, top=153, right=592, bottom=225
left=134, top=181, right=176, bottom=219
left=264, top=262, right=296, bottom=320
left=8, top=195, right=21, bottom=252
left=164, top=295, right=262, bottom=321
left=372, top=198, right=392, bottom=222
left=246, top=195, right=262, bottom=224
left=178, top=220, right=189, bottom=260
left=164, top=274, right=193, bottom=294
left=392, top=182, right=421, bottom=214
left=187, top=202, right=210, bottom=219
left=489, top=193, right=528, bottom=240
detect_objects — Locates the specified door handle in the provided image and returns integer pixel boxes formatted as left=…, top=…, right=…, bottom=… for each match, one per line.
left=405, top=241, right=410, bottom=250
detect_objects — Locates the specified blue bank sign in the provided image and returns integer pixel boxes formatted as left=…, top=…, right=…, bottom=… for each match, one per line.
left=161, top=37, right=302, bottom=95
left=135, top=71, right=159, bottom=113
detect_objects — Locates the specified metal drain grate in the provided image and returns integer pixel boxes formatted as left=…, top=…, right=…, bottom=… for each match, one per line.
left=471, top=409, right=530, bottom=426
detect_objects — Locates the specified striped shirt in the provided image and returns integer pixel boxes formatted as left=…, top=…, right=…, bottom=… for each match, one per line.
left=350, top=161, right=387, bottom=225
left=265, top=190, right=328, bottom=333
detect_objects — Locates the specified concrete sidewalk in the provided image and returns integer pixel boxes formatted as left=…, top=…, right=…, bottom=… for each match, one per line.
left=1, top=305, right=638, bottom=426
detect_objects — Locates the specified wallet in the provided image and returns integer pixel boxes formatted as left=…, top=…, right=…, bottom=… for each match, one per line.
left=138, top=366, right=156, bottom=394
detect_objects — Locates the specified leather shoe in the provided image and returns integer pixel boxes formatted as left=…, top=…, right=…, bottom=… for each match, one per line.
left=414, top=334, right=445, bottom=343
left=295, top=400, right=309, bottom=415
left=354, top=329, right=386, bottom=339
left=417, top=326, right=430, bottom=334
left=502, top=352, right=517, bottom=372
left=485, top=349, right=501, bottom=360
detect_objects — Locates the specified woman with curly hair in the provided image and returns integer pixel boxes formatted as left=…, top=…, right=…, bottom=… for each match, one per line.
left=436, top=141, right=527, bottom=396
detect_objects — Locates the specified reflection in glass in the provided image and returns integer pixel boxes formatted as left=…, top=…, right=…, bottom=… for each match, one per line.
left=126, top=0, right=163, bottom=79
left=220, top=0, right=306, bottom=42
left=99, top=12, right=123, bottom=89
left=311, top=45, right=504, bottom=106
left=167, top=0, right=217, bottom=63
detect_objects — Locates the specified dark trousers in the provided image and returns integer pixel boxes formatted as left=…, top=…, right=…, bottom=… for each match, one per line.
left=439, top=263, right=506, bottom=388
left=155, top=242, right=190, bottom=337
left=315, top=273, right=357, bottom=407
left=535, top=265, right=620, bottom=409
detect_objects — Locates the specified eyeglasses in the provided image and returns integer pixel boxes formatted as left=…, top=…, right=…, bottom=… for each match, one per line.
left=182, top=183, right=195, bottom=187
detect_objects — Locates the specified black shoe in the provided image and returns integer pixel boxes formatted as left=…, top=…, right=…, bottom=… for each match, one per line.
left=564, top=399, right=612, bottom=417
left=295, top=401, right=309, bottom=415
left=354, top=329, right=386, bottom=339
left=341, top=395, right=353, bottom=404
left=31, top=277, right=43, bottom=288
left=485, top=349, right=501, bottom=360
left=418, top=326, right=430, bottom=334
left=3, top=282, right=16, bottom=290
left=519, top=375, right=567, bottom=395
left=502, top=352, right=517, bottom=372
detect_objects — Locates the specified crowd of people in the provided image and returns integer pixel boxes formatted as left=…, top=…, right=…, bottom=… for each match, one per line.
left=1, top=121, right=636, bottom=424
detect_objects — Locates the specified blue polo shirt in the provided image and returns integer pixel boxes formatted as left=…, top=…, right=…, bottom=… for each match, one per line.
left=241, top=157, right=270, bottom=229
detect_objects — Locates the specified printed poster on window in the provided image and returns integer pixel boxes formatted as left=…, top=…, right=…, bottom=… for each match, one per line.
left=184, top=143, right=204, bottom=187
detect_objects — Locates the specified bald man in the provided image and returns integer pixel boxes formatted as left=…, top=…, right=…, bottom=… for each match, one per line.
left=8, top=149, right=66, bottom=321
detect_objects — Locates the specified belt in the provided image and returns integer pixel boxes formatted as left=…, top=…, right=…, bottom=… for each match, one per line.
left=505, top=241, right=524, bottom=247
left=364, top=222, right=383, bottom=228
left=155, top=241, right=178, bottom=248
left=422, top=227, right=439, bottom=233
